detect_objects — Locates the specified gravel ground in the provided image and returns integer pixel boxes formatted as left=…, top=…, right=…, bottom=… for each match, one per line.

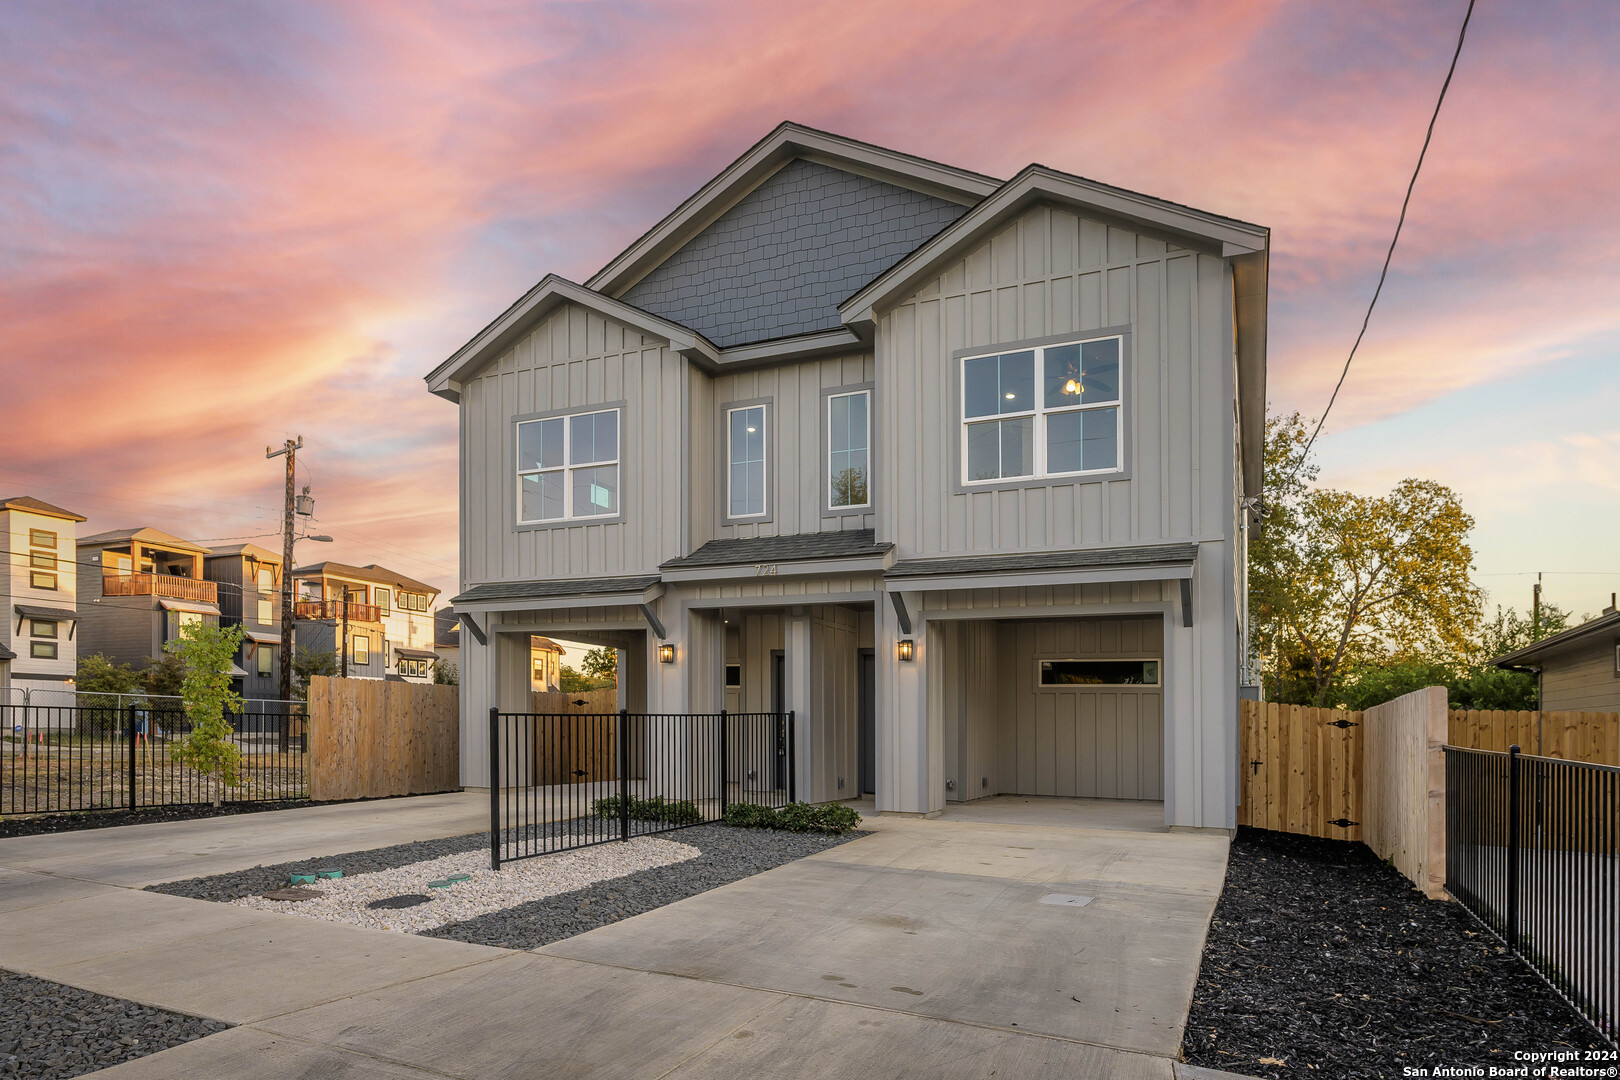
left=0, top=801, right=312, bottom=839
left=229, top=836, right=702, bottom=932
left=425, top=824, right=863, bottom=949
left=0, top=969, right=228, bottom=1079
left=1181, top=827, right=1606, bottom=1079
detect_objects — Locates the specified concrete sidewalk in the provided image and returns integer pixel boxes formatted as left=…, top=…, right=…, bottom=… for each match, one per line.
left=0, top=795, right=1229, bottom=1079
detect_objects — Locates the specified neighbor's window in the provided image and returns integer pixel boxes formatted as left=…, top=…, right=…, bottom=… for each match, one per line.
left=1038, top=659, right=1159, bottom=686
left=400, top=658, right=428, bottom=678
left=257, top=647, right=274, bottom=677
left=257, top=599, right=273, bottom=624
left=31, top=641, right=57, bottom=660
left=256, top=565, right=275, bottom=591
left=517, top=408, right=620, bottom=523
left=30, top=551, right=57, bottom=570
left=29, top=529, right=56, bottom=549
left=165, top=610, right=204, bottom=642
left=31, top=620, right=58, bottom=639
left=962, top=336, right=1122, bottom=483
left=828, top=390, right=870, bottom=509
left=728, top=405, right=768, bottom=518
left=374, top=587, right=391, bottom=616
left=352, top=634, right=369, bottom=665
left=30, top=571, right=57, bottom=590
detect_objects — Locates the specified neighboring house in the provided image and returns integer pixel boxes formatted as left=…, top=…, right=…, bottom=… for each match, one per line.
left=530, top=636, right=563, bottom=692
left=1492, top=598, right=1620, bottom=713
left=434, top=607, right=460, bottom=673
left=1, top=496, right=87, bottom=697
left=426, top=123, right=1268, bottom=828
left=204, top=543, right=283, bottom=701
left=290, top=562, right=440, bottom=682
left=77, top=526, right=231, bottom=678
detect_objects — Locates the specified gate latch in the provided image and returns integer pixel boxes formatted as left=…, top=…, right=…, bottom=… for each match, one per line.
left=1249, top=759, right=1263, bottom=775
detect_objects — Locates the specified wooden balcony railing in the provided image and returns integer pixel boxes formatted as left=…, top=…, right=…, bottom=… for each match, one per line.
left=295, top=600, right=381, bottom=623
left=102, top=571, right=218, bottom=604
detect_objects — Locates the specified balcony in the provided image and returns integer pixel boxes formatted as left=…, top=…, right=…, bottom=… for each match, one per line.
left=102, top=571, right=218, bottom=604
left=295, top=600, right=381, bottom=623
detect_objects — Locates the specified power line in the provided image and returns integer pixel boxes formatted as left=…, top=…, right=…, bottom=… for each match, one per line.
left=1287, top=0, right=1476, bottom=487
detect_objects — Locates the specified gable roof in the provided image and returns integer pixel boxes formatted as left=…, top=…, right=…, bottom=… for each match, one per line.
left=587, top=122, right=1000, bottom=300
left=1491, top=610, right=1620, bottom=669
left=77, top=526, right=210, bottom=554
left=0, top=496, right=86, bottom=523
left=206, top=542, right=282, bottom=564
left=424, top=275, right=718, bottom=403
left=291, top=561, right=438, bottom=596
left=620, top=157, right=970, bottom=348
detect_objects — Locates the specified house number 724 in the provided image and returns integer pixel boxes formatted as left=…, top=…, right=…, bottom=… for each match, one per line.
left=754, top=563, right=778, bottom=576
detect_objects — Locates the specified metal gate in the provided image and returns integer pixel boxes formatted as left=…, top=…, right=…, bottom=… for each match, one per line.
left=489, top=708, right=794, bottom=868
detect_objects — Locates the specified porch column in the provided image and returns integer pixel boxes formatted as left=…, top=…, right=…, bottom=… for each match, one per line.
left=783, top=609, right=812, bottom=803
left=877, top=590, right=935, bottom=815
left=459, top=616, right=493, bottom=788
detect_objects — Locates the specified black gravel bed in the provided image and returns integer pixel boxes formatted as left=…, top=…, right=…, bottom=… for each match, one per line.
left=424, top=823, right=865, bottom=949
left=0, top=969, right=229, bottom=1079
left=0, top=801, right=314, bottom=839
left=1182, top=828, right=1606, bottom=1079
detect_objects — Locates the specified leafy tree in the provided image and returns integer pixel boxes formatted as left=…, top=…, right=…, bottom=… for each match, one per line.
left=167, top=622, right=245, bottom=806
left=580, top=647, right=618, bottom=682
left=141, top=653, right=187, bottom=699
left=432, top=657, right=459, bottom=686
left=76, top=654, right=145, bottom=734
left=1251, top=411, right=1481, bottom=705
left=291, top=647, right=338, bottom=701
left=1476, top=602, right=1571, bottom=662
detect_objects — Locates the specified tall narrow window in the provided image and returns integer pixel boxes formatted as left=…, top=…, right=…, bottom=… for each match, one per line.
left=257, top=599, right=273, bottom=624
left=517, top=408, right=620, bottom=523
left=257, top=646, right=274, bottom=676
left=352, top=634, right=369, bottom=665
left=374, top=587, right=391, bottom=616
left=828, top=391, right=870, bottom=509
left=728, top=406, right=768, bottom=519
left=961, top=336, right=1123, bottom=484
left=256, top=565, right=275, bottom=591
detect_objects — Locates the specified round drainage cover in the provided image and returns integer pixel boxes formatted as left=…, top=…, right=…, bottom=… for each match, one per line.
left=367, top=894, right=432, bottom=910
left=263, top=887, right=321, bottom=902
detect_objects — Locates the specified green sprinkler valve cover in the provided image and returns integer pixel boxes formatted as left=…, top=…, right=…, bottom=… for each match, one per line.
left=288, top=872, right=317, bottom=886
left=316, top=868, right=343, bottom=880
left=427, top=879, right=453, bottom=889
left=446, top=873, right=472, bottom=883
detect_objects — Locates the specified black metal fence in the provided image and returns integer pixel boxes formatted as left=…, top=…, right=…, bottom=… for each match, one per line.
left=1446, top=745, right=1618, bottom=1048
left=489, top=708, right=794, bottom=868
left=2, top=703, right=309, bottom=815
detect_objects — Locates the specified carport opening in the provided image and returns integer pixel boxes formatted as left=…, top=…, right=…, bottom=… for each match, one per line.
left=938, top=614, right=1164, bottom=803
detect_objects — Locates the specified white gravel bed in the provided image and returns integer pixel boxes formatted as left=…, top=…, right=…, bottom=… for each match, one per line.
left=230, top=836, right=701, bottom=933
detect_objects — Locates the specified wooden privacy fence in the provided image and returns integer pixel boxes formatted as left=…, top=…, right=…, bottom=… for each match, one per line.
left=308, top=676, right=460, bottom=801
left=527, top=688, right=619, bottom=785
left=1449, top=710, right=1619, bottom=765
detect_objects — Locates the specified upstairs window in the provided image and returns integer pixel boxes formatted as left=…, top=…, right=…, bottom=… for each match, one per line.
left=517, top=408, right=620, bottom=523
left=727, top=405, right=768, bottom=519
left=29, top=529, right=56, bottom=549
left=352, top=634, right=369, bottom=665
left=256, top=565, right=275, bottom=591
left=257, top=646, right=274, bottom=676
left=257, top=599, right=273, bottom=624
left=374, top=587, right=391, bottom=616
left=827, top=391, right=870, bottom=510
left=962, top=336, right=1122, bottom=484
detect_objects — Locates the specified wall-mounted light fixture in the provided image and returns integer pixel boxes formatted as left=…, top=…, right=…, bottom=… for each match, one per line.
left=658, top=643, right=675, bottom=664
left=897, top=638, right=914, bottom=662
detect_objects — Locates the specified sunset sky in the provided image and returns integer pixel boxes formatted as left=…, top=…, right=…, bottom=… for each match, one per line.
left=3, top=0, right=1617, bottom=620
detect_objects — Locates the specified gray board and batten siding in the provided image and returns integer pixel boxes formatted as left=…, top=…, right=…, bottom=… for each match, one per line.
left=620, top=157, right=969, bottom=348
left=878, top=203, right=1236, bottom=560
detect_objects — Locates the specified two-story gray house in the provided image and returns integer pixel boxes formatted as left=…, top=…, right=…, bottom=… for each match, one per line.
left=427, top=123, right=1267, bottom=828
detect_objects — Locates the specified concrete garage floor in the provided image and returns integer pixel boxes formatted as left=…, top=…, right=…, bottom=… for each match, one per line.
left=0, top=794, right=1234, bottom=1079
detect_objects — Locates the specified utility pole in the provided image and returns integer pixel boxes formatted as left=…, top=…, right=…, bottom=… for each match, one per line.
left=340, top=591, right=350, bottom=678
left=1532, top=573, right=1542, bottom=639
left=267, top=438, right=303, bottom=742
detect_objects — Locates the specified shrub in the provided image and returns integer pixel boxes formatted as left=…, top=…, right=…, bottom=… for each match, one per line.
left=722, top=801, right=862, bottom=835
left=592, top=795, right=701, bottom=825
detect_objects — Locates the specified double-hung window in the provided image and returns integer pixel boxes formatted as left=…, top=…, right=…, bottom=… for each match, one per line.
left=517, top=408, right=620, bottom=524
left=727, top=405, right=768, bottom=519
left=962, top=336, right=1122, bottom=484
left=827, top=391, right=870, bottom=510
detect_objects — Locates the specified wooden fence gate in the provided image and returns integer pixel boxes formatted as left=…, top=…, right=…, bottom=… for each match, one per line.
left=1239, top=700, right=1364, bottom=842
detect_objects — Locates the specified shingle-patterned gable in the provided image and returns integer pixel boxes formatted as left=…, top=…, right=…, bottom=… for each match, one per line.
left=620, top=159, right=967, bottom=348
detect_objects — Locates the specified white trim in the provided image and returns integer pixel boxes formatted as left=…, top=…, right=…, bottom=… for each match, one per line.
left=959, top=335, right=1124, bottom=486
left=515, top=407, right=622, bottom=525
left=725, top=404, right=770, bottom=520
left=826, top=389, right=872, bottom=511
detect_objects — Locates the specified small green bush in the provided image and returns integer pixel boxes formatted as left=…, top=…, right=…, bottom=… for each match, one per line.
left=592, top=795, right=702, bottom=825
left=722, top=801, right=861, bottom=835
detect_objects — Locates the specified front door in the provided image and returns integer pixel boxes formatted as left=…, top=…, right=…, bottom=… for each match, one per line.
left=858, top=649, right=876, bottom=795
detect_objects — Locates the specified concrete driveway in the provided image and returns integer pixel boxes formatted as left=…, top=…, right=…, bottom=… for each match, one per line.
left=0, top=794, right=1230, bottom=1079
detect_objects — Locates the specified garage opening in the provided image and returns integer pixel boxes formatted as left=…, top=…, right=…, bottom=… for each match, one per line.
left=938, top=615, right=1164, bottom=802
